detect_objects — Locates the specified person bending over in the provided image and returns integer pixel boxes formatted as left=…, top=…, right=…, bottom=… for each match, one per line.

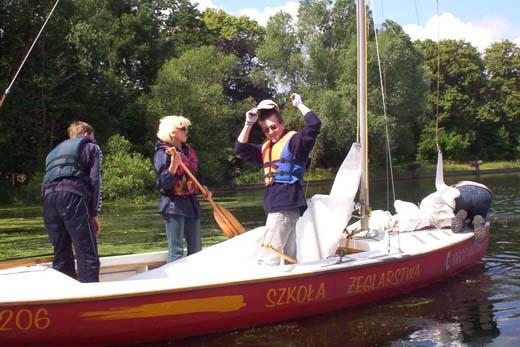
left=42, top=121, right=102, bottom=282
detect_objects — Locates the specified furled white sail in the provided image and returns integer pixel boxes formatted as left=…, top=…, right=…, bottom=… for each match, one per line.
left=419, top=149, right=460, bottom=228
left=296, top=143, right=362, bottom=262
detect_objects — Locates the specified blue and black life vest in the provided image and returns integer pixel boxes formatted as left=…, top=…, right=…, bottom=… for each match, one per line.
left=42, top=137, right=92, bottom=186
left=262, top=131, right=305, bottom=186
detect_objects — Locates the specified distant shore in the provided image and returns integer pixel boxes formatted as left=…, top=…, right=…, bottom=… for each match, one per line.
left=228, top=167, right=520, bottom=191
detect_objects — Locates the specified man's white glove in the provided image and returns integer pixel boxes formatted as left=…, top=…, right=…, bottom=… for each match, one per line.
left=245, top=108, right=258, bottom=126
left=290, top=93, right=303, bottom=107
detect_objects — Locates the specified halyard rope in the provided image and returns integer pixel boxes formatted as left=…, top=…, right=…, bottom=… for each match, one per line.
left=0, top=0, right=61, bottom=110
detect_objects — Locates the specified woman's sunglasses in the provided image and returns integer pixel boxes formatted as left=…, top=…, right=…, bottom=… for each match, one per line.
left=176, top=127, right=188, bottom=133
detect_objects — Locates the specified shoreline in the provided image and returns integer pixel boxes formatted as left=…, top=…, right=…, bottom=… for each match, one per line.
left=227, top=167, right=520, bottom=191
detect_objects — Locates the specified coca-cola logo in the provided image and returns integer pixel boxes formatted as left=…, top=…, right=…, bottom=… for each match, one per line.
left=445, top=242, right=484, bottom=272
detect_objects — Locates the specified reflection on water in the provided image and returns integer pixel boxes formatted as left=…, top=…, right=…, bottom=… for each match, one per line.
left=152, top=266, right=500, bottom=347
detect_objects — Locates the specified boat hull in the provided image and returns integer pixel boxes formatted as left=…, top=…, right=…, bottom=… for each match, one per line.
left=0, top=232, right=488, bottom=347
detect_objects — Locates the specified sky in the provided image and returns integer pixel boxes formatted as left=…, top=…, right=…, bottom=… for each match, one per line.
left=191, top=0, right=520, bottom=51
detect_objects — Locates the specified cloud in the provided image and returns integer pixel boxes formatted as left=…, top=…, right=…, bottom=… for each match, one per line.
left=403, top=12, right=515, bottom=51
left=192, top=2, right=520, bottom=51
left=190, top=0, right=299, bottom=26
left=237, top=1, right=300, bottom=26
left=191, top=0, right=218, bottom=12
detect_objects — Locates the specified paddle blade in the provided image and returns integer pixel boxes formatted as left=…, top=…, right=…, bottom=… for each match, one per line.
left=212, top=204, right=245, bottom=238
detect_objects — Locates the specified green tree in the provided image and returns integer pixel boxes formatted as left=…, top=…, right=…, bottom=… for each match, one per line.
left=67, top=0, right=212, bottom=145
left=256, top=12, right=304, bottom=90
left=256, top=5, right=428, bottom=168
left=368, top=20, right=429, bottom=162
left=0, top=0, right=212, bottom=183
left=103, top=134, right=155, bottom=200
left=203, top=9, right=272, bottom=101
left=416, top=39, right=486, bottom=161
left=297, top=0, right=359, bottom=89
left=0, top=0, right=88, bottom=175
left=481, top=40, right=520, bottom=159
left=310, top=19, right=428, bottom=167
left=147, top=46, right=238, bottom=184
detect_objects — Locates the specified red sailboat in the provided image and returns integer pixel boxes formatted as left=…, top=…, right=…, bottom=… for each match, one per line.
left=0, top=226, right=488, bottom=347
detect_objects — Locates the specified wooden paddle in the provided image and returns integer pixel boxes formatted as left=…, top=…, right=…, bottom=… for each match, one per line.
left=168, top=148, right=245, bottom=238
left=261, top=243, right=297, bottom=264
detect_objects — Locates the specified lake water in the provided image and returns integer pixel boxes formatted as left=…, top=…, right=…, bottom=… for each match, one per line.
left=1, top=173, right=519, bottom=346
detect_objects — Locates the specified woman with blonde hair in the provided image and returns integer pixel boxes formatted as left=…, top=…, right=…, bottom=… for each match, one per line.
left=154, top=115, right=211, bottom=262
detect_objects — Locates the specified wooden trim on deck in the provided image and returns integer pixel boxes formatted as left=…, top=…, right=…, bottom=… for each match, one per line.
left=0, top=255, right=54, bottom=270
left=100, top=261, right=167, bottom=274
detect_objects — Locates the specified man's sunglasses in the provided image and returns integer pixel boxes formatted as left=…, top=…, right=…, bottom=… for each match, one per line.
left=262, top=124, right=279, bottom=133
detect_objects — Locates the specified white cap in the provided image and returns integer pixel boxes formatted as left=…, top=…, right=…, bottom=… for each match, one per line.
left=256, top=99, right=279, bottom=112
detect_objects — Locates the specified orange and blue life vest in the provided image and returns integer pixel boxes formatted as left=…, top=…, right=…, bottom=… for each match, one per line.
left=262, top=131, right=305, bottom=186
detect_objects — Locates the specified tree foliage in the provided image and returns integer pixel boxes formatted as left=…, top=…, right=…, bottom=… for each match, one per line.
left=103, top=135, right=155, bottom=200
left=0, top=0, right=210, bottom=176
left=203, top=9, right=273, bottom=102
left=257, top=11, right=305, bottom=90
left=147, top=46, right=239, bottom=184
left=416, top=39, right=487, bottom=161
left=481, top=40, right=520, bottom=159
left=1, top=0, right=519, bottom=202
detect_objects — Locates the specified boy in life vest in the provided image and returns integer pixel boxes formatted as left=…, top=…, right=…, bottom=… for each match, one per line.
left=234, top=93, right=321, bottom=265
left=42, top=121, right=102, bottom=282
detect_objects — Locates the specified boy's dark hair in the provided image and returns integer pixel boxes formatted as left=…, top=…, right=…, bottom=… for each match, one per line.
left=258, top=109, right=283, bottom=123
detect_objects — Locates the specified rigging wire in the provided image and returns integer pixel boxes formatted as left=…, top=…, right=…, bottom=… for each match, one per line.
left=369, top=0, right=396, bottom=205
left=377, top=1, right=391, bottom=210
left=435, top=0, right=441, bottom=149
left=304, top=155, right=315, bottom=198
left=413, top=0, right=422, bottom=25
left=363, top=0, right=370, bottom=215
left=0, top=0, right=61, bottom=110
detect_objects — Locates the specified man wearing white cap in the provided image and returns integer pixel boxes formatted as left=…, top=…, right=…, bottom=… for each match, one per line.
left=234, top=93, right=321, bottom=265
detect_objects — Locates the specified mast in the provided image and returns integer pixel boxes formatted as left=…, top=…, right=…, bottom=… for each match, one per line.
left=357, top=0, right=369, bottom=229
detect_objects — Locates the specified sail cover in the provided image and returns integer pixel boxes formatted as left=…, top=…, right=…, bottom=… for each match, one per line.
left=296, top=143, right=362, bottom=262
left=419, top=149, right=460, bottom=228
